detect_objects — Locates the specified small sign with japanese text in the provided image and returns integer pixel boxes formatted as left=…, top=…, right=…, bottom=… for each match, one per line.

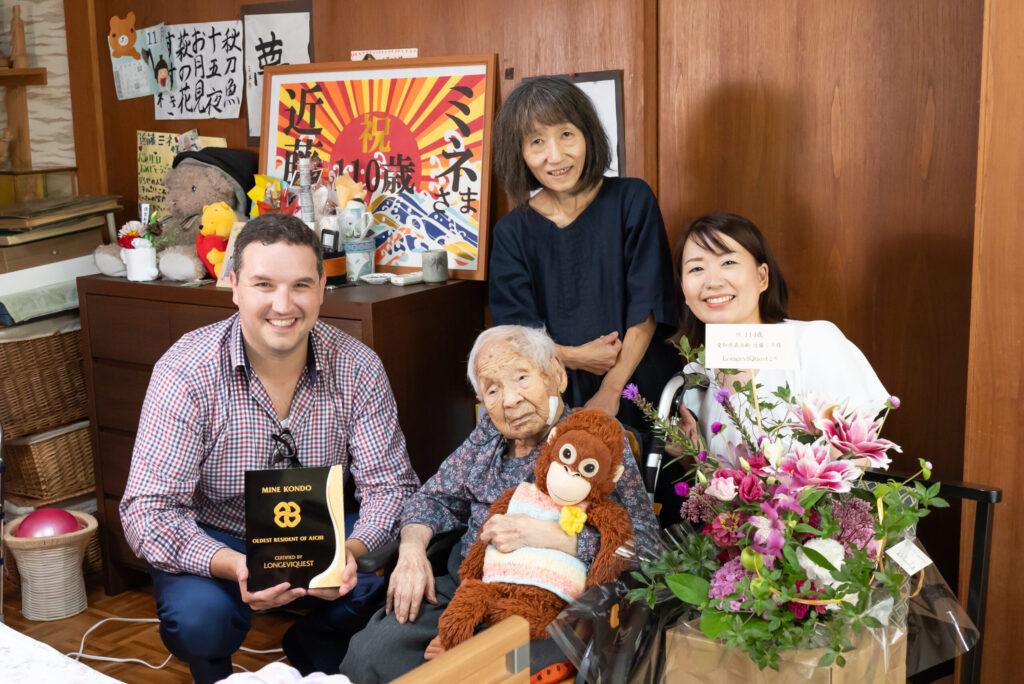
left=704, top=324, right=797, bottom=370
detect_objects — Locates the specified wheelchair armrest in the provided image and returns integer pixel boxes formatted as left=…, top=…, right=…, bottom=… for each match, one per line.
left=355, top=527, right=467, bottom=575
left=357, top=539, right=399, bottom=574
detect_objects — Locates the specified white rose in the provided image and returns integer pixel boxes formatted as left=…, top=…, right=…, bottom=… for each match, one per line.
left=706, top=476, right=737, bottom=502
left=796, top=538, right=846, bottom=586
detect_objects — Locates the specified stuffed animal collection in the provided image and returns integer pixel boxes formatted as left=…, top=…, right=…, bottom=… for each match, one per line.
left=437, top=409, right=635, bottom=649
left=94, top=148, right=257, bottom=281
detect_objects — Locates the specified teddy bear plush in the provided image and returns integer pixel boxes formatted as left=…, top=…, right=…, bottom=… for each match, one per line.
left=94, top=148, right=257, bottom=281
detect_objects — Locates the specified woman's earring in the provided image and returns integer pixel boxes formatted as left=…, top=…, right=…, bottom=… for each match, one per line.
left=546, top=395, right=560, bottom=426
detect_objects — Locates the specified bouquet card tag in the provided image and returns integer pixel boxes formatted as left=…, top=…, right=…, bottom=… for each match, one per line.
left=704, top=324, right=797, bottom=370
left=885, top=539, right=933, bottom=575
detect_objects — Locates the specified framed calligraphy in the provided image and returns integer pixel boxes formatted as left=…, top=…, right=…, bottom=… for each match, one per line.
left=259, top=55, right=498, bottom=281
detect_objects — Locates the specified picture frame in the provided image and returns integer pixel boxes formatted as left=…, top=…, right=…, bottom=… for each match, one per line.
left=259, top=54, right=498, bottom=281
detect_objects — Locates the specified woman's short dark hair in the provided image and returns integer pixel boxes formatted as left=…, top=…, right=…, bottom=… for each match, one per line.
left=233, top=213, right=323, bottom=278
left=493, top=76, right=611, bottom=204
left=672, top=212, right=789, bottom=345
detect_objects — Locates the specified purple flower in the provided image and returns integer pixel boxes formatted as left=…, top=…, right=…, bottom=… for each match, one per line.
left=711, top=421, right=724, bottom=435
left=887, top=395, right=901, bottom=410
left=621, top=384, right=640, bottom=401
left=832, top=497, right=877, bottom=552
left=679, top=484, right=718, bottom=523
left=708, top=557, right=753, bottom=611
left=697, top=450, right=708, bottom=462
left=674, top=481, right=690, bottom=497
left=714, top=387, right=732, bottom=404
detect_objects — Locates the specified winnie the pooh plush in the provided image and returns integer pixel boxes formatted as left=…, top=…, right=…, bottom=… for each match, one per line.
left=196, top=202, right=237, bottom=278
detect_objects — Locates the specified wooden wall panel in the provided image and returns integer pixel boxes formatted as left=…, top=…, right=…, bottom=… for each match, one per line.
left=961, top=0, right=1024, bottom=680
left=74, top=0, right=651, bottom=220
left=658, top=1, right=982, bottom=579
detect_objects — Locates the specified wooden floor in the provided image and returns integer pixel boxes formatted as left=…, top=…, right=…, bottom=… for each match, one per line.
left=2, top=576, right=294, bottom=682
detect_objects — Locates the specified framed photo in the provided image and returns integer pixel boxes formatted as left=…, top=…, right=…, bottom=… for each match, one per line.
left=530, top=70, right=626, bottom=176
left=259, top=55, right=498, bottom=280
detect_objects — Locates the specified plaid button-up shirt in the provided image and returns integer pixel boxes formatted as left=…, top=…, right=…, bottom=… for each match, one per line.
left=120, top=314, right=419, bottom=577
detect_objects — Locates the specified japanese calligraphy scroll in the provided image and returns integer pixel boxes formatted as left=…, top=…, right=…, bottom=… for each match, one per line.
left=259, top=56, right=497, bottom=280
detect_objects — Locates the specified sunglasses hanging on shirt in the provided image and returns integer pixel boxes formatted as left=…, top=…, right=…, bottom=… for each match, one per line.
left=271, top=428, right=299, bottom=467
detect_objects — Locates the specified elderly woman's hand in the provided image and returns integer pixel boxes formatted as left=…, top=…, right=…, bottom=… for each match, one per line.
left=386, top=530, right=437, bottom=624
left=480, top=514, right=576, bottom=555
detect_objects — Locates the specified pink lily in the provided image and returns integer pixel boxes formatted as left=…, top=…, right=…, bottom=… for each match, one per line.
left=821, top=410, right=901, bottom=469
left=775, top=441, right=862, bottom=493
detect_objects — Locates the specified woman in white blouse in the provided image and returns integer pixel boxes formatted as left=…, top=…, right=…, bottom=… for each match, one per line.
left=671, top=212, right=888, bottom=458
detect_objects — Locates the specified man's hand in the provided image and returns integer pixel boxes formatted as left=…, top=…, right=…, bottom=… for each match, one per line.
left=306, top=546, right=358, bottom=601
left=479, top=514, right=575, bottom=555
left=560, top=332, right=621, bottom=374
left=229, top=553, right=305, bottom=610
left=386, top=544, right=437, bottom=624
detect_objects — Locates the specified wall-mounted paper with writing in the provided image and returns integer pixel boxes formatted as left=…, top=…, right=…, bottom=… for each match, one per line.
left=109, top=18, right=173, bottom=100
left=155, top=21, right=244, bottom=120
left=243, top=12, right=311, bottom=138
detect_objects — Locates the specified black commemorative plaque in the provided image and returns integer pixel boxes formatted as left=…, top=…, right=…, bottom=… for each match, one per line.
left=244, top=465, right=346, bottom=592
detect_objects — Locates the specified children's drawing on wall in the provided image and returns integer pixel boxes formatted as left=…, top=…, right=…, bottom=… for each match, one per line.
left=155, top=20, right=244, bottom=120
left=107, top=12, right=173, bottom=100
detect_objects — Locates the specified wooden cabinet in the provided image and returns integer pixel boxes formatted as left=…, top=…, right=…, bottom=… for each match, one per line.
left=77, top=275, right=485, bottom=594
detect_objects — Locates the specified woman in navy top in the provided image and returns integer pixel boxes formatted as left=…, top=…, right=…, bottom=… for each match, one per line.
left=489, top=76, right=678, bottom=431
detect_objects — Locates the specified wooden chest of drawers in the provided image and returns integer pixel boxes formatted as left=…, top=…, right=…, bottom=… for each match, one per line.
left=77, top=275, right=484, bottom=594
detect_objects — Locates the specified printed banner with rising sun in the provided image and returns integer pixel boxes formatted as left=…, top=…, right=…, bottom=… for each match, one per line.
left=260, top=60, right=494, bottom=279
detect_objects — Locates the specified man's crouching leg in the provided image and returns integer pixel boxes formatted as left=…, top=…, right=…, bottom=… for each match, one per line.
left=152, top=567, right=252, bottom=684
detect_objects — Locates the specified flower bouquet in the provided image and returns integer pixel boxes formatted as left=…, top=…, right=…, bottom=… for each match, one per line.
left=619, top=341, right=948, bottom=680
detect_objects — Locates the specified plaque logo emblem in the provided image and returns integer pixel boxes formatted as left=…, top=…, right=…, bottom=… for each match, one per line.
left=273, top=501, right=302, bottom=528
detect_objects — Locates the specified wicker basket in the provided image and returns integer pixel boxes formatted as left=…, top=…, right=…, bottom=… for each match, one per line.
left=4, top=528, right=102, bottom=589
left=4, top=510, right=98, bottom=620
left=0, top=329, right=88, bottom=440
left=4, top=421, right=94, bottom=500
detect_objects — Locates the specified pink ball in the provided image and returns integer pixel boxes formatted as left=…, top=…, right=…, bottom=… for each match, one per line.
left=15, top=508, right=81, bottom=538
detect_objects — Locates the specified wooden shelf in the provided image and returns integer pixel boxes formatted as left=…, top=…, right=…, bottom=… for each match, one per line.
left=0, top=67, right=46, bottom=86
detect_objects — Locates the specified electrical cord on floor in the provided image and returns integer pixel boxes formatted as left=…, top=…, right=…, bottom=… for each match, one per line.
left=64, top=615, right=284, bottom=672
left=65, top=617, right=173, bottom=669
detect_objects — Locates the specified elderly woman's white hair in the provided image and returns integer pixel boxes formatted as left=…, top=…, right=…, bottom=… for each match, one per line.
left=466, top=325, right=558, bottom=395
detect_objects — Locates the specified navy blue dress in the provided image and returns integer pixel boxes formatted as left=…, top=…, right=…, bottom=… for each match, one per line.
left=488, top=176, right=679, bottom=430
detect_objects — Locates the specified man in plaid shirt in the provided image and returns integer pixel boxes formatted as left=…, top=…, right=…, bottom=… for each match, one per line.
left=120, top=214, right=419, bottom=683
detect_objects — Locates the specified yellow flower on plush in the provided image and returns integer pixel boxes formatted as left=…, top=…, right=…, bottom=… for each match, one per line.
left=559, top=505, right=588, bottom=536
left=196, top=202, right=237, bottom=278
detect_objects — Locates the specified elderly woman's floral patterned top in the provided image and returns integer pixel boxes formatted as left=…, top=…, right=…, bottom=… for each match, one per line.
left=400, top=412, right=660, bottom=564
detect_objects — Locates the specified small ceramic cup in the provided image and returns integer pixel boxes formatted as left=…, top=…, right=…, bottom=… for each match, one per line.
left=121, top=245, right=159, bottom=281
left=421, top=249, right=448, bottom=283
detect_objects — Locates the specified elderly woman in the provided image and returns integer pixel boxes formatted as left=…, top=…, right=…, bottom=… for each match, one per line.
left=340, top=325, right=659, bottom=682
left=488, top=76, right=678, bottom=431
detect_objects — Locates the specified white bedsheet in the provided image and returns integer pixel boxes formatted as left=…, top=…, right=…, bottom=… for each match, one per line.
left=0, top=621, right=121, bottom=683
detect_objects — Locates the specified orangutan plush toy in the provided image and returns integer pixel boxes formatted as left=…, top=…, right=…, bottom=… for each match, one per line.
left=437, top=409, right=635, bottom=648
